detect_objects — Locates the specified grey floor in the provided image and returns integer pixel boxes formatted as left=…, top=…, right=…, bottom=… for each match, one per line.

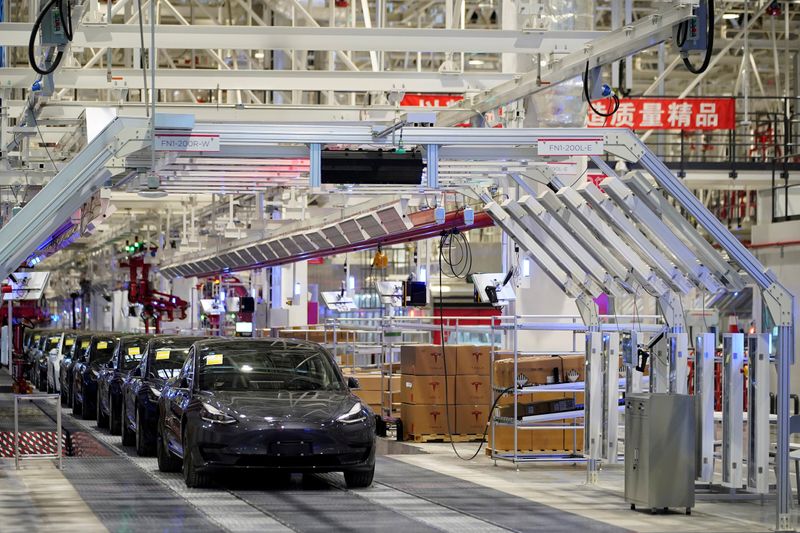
left=0, top=369, right=795, bottom=533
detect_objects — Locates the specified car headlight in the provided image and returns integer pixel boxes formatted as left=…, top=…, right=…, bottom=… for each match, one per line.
left=200, top=402, right=236, bottom=425
left=337, top=402, right=366, bottom=424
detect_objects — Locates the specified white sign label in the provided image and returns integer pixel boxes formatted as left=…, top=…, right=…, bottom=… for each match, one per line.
left=155, top=134, right=220, bottom=152
left=546, top=160, right=579, bottom=176
left=537, top=137, right=604, bottom=156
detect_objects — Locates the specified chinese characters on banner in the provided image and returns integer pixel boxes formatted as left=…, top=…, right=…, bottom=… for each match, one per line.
left=587, top=98, right=735, bottom=130
left=400, top=93, right=463, bottom=107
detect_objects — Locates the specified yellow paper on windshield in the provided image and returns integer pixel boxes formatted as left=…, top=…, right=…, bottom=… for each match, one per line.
left=128, top=347, right=141, bottom=356
left=156, top=350, right=171, bottom=360
left=34, top=335, right=41, bottom=341
left=205, top=353, right=223, bottom=366
left=81, top=340, right=90, bottom=349
left=97, top=341, right=108, bottom=349
left=50, top=336, right=60, bottom=342
left=65, top=339, right=74, bottom=346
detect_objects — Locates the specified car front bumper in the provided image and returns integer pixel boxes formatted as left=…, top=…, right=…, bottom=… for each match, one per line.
left=190, top=420, right=375, bottom=472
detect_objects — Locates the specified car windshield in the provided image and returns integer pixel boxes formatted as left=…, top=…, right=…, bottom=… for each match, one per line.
left=89, top=338, right=116, bottom=366
left=121, top=338, right=150, bottom=370
left=196, top=341, right=344, bottom=392
left=46, top=335, right=61, bottom=351
left=61, top=336, right=76, bottom=355
left=148, top=339, right=200, bottom=380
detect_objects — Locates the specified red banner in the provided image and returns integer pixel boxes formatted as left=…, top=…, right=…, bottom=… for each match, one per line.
left=400, top=93, right=463, bottom=108
left=587, top=98, right=735, bottom=130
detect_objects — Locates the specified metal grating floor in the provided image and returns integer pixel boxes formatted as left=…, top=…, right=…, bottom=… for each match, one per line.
left=4, top=369, right=627, bottom=533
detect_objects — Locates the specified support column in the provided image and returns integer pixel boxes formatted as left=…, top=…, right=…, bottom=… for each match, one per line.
left=721, top=333, right=744, bottom=490
left=747, top=333, right=770, bottom=494
left=695, top=332, right=715, bottom=482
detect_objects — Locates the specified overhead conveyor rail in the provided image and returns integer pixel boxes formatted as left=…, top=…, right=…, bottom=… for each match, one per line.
left=0, top=119, right=793, bottom=530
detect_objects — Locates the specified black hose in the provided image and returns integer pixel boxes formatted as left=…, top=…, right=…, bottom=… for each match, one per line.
left=28, top=0, right=64, bottom=76
left=683, top=0, right=714, bottom=74
left=583, top=61, right=620, bottom=118
left=59, top=0, right=74, bottom=42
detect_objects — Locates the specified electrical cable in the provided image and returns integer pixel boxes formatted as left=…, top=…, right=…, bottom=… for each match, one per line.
left=436, top=228, right=510, bottom=460
left=583, top=61, right=620, bottom=118
left=59, top=0, right=73, bottom=42
left=28, top=0, right=64, bottom=76
left=682, top=0, right=715, bottom=74
left=135, top=0, right=150, bottom=117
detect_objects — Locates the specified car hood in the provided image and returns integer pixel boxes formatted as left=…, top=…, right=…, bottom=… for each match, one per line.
left=197, top=390, right=355, bottom=423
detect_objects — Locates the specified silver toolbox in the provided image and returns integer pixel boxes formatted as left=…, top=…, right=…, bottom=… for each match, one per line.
left=625, top=393, right=696, bottom=514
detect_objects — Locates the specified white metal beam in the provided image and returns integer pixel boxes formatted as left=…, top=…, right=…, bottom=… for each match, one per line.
left=1, top=67, right=514, bottom=92
left=0, top=22, right=603, bottom=54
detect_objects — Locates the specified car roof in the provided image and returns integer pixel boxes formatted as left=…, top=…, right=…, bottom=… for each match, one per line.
left=194, top=337, right=322, bottom=349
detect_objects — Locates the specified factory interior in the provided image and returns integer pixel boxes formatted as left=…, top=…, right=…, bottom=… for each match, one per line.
left=1, top=0, right=800, bottom=531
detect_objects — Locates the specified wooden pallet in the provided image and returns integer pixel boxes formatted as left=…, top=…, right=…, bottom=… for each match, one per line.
left=405, top=433, right=486, bottom=443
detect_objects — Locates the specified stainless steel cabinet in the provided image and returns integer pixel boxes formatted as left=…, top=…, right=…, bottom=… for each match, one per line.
left=625, top=393, right=696, bottom=514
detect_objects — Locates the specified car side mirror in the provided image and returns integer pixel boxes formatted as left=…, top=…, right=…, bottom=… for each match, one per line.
left=347, top=376, right=360, bottom=389
left=131, top=367, right=142, bottom=378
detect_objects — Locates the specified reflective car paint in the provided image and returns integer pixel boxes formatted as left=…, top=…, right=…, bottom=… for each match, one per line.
left=97, top=335, right=153, bottom=426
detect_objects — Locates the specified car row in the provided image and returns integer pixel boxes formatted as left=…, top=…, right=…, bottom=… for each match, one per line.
left=26, top=330, right=376, bottom=489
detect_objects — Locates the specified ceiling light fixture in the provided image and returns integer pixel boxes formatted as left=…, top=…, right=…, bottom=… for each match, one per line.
left=468, top=59, right=484, bottom=66
left=722, top=13, right=739, bottom=19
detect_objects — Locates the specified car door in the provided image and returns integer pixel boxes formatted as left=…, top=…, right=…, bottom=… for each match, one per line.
left=165, top=349, right=195, bottom=453
left=124, top=358, right=145, bottom=428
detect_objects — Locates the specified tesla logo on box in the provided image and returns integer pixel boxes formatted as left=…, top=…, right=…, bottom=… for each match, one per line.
left=471, top=381, right=482, bottom=392
left=429, top=352, right=440, bottom=363
left=472, top=352, right=482, bottom=363
left=429, top=381, right=441, bottom=392
left=430, top=410, right=441, bottom=422
left=471, top=410, right=483, bottom=421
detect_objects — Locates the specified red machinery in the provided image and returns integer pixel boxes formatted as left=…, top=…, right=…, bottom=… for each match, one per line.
left=197, top=273, right=253, bottom=335
left=120, top=246, right=189, bottom=333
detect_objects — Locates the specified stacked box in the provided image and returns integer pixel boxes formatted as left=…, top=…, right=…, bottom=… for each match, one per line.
left=349, top=371, right=400, bottom=414
left=399, top=344, right=491, bottom=438
left=490, top=354, right=587, bottom=453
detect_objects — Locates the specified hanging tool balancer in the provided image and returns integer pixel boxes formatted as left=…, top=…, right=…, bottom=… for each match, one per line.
left=120, top=238, right=188, bottom=333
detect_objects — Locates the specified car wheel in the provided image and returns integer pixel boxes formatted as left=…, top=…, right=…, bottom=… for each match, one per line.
left=183, top=431, right=212, bottom=488
left=135, top=409, right=154, bottom=456
left=157, top=423, right=181, bottom=472
left=344, top=466, right=375, bottom=489
left=97, top=395, right=109, bottom=429
left=121, top=403, right=136, bottom=446
left=109, top=396, right=121, bottom=435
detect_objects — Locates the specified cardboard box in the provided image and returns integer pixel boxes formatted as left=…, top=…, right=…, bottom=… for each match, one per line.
left=497, top=392, right=566, bottom=406
left=494, top=356, right=561, bottom=388
left=400, top=344, right=457, bottom=376
left=457, top=345, right=491, bottom=375
left=559, top=354, right=585, bottom=383
left=400, top=375, right=455, bottom=405
left=497, top=397, right=576, bottom=420
left=488, top=424, right=533, bottom=451
left=353, top=389, right=381, bottom=405
left=349, top=373, right=400, bottom=392
left=456, top=404, right=492, bottom=435
left=401, top=403, right=456, bottom=438
left=530, top=426, right=567, bottom=451
left=455, top=374, right=492, bottom=405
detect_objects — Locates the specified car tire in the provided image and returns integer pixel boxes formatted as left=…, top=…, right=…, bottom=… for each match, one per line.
left=82, top=393, right=95, bottom=420
left=121, top=403, right=136, bottom=446
left=157, top=423, right=181, bottom=472
left=183, top=436, right=212, bottom=489
left=109, top=396, right=121, bottom=435
left=97, top=395, right=109, bottom=429
left=344, top=467, right=375, bottom=489
left=135, top=409, right=154, bottom=456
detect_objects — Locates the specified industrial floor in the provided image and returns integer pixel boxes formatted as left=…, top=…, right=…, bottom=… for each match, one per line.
left=0, top=371, right=793, bottom=533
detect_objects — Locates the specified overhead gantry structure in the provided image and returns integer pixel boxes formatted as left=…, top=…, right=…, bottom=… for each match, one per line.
left=0, top=119, right=793, bottom=530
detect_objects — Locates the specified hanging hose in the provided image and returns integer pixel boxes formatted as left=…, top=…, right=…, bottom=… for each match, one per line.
left=28, top=0, right=73, bottom=76
left=583, top=62, right=620, bottom=118
left=682, top=0, right=714, bottom=74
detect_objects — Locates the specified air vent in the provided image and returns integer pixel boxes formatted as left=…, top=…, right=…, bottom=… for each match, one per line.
left=279, top=237, right=302, bottom=255
left=308, top=231, right=331, bottom=250
left=271, top=241, right=289, bottom=258
left=292, top=234, right=317, bottom=253
left=377, top=205, right=411, bottom=233
left=256, top=243, right=276, bottom=261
